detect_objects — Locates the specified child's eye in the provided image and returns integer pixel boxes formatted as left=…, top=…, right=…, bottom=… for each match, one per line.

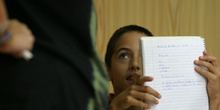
left=119, top=53, right=129, bottom=59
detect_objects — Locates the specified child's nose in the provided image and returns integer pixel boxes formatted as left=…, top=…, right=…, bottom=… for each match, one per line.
left=130, top=64, right=140, bottom=70
left=129, top=57, right=141, bottom=71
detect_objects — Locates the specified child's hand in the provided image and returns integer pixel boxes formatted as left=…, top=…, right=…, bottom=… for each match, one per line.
left=194, top=51, right=220, bottom=110
left=109, top=76, right=161, bottom=110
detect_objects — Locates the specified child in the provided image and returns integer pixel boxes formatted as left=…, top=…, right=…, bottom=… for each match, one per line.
left=105, top=25, right=220, bottom=110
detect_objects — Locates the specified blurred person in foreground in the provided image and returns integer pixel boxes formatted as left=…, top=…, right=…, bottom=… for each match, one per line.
left=0, top=0, right=109, bottom=110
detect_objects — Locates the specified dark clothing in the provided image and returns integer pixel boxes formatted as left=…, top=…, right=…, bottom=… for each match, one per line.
left=0, top=0, right=108, bottom=110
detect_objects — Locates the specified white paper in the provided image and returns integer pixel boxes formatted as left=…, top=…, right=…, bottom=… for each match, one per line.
left=140, top=36, right=209, bottom=110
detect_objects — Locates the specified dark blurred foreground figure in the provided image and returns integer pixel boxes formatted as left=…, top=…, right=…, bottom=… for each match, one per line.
left=0, top=0, right=109, bottom=110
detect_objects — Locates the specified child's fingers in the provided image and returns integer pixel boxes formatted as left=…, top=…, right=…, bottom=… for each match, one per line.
left=126, top=96, right=151, bottom=109
left=203, top=50, right=213, bottom=56
left=199, top=55, right=219, bottom=68
left=194, top=60, right=218, bottom=75
left=128, top=90, right=159, bottom=105
left=137, top=76, right=153, bottom=85
left=195, top=66, right=216, bottom=81
left=130, top=85, right=161, bottom=99
left=203, top=50, right=212, bottom=56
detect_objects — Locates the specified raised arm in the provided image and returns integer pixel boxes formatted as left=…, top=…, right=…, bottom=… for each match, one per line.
left=194, top=51, right=220, bottom=110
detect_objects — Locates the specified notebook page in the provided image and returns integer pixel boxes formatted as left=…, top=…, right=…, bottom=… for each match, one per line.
left=140, top=36, right=209, bottom=110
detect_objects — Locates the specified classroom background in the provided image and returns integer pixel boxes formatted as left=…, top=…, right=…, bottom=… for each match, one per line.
left=93, top=0, right=220, bottom=96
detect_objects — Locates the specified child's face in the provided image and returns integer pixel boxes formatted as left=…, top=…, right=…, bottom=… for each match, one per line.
left=108, top=31, right=147, bottom=95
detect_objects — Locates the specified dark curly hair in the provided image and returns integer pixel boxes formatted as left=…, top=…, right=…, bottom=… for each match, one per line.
left=105, top=25, right=153, bottom=68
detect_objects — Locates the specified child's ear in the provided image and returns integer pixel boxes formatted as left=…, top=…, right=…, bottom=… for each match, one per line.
left=105, top=63, right=112, bottom=81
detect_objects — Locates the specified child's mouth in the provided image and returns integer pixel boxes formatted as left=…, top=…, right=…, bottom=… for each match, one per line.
left=126, top=74, right=140, bottom=84
left=126, top=76, right=135, bottom=84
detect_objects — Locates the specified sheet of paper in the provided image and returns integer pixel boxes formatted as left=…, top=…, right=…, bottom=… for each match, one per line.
left=140, top=36, right=209, bottom=110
